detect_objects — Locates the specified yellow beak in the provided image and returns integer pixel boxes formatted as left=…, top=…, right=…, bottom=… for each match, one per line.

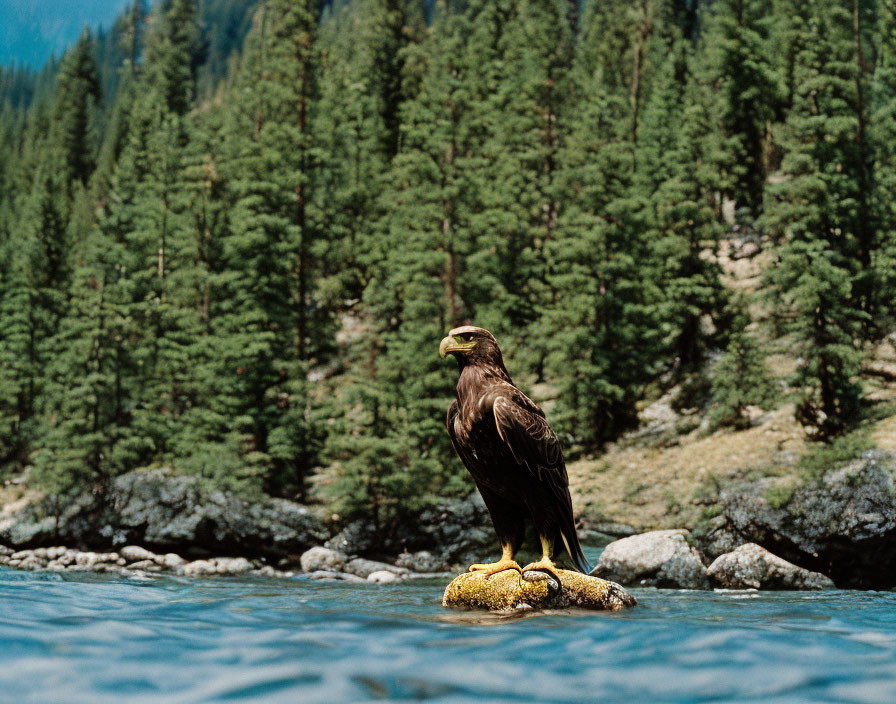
left=439, top=336, right=452, bottom=359
left=439, top=335, right=476, bottom=358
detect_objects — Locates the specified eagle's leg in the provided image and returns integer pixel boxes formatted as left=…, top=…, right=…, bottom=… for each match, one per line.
left=520, top=535, right=563, bottom=584
left=468, top=543, right=522, bottom=578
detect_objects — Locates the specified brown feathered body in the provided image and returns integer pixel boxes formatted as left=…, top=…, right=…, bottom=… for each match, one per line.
left=444, top=329, right=591, bottom=573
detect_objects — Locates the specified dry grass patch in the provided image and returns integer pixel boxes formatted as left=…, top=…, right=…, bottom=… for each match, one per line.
left=568, top=405, right=806, bottom=531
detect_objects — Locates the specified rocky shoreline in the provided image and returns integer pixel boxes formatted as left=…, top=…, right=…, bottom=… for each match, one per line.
left=592, top=529, right=834, bottom=590
left=0, top=542, right=452, bottom=583
left=3, top=452, right=896, bottom=591
left=0, top=531, right=836, bottom=592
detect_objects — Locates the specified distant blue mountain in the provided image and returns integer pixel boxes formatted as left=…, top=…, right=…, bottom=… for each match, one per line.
left=0, top=0, right=132, bottom=68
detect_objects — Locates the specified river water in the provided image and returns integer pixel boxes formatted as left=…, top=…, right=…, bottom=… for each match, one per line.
left=1, top=567, right=895, bottom=703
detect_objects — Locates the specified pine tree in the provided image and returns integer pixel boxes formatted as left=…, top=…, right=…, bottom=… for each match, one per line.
left=871, top=0, right=896, bottom=326
left=218, top=0, right=327, bottom=496
left=764, top=0, right=872, bottom=436
left=145, top=0, right=199, bottom=116
left=543, top=0, right=663, bottom=447
left=0, top=253, right=38, bottom=469
left=650, top=78, right=729, bottom=371
left=710, top=310, right=776, bottom=428
left=33, top=233, right=142, bottom=497
left=315, top=0, right=424, bottom=301
left=465, top=0, right=574, bottom=375
left=52, top=29, right=101, bottom=192
left=703, top=0, right=779, bottom=216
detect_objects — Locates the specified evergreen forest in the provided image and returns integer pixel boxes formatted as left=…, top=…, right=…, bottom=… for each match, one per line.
left=1, top=0, right=895, bottom=535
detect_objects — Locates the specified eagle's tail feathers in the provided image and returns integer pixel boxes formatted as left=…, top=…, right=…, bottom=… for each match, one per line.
left=560, top=526, right=592, bottom=575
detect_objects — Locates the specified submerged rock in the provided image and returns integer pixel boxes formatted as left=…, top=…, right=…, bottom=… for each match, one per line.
left=128, top=559, right=162, bottom=572
left=442, top=569, right=636, bottom=612
left=715, top=451, right=896, bottom=588
left=304, top=570, right=365, bottom=583
left=707, top=543, right=834, bottom=590
left=367, top=570, right=400, bottom=584
left=344, top=557, right=408, bottom=579
left=594, top=529, right=710, bottom=589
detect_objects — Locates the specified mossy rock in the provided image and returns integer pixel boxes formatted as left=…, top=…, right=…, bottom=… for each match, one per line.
left=442, top=568, right=637, bottom=612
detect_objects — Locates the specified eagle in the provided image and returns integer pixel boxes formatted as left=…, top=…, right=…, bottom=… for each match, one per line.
left=440, top=325, right=591, bottom=581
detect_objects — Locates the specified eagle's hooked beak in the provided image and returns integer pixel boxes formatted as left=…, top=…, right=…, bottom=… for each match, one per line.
left=439, top=335, right=476, bottom=359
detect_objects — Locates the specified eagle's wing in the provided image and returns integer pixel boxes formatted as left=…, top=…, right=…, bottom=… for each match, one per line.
left=446, top=400, right=472, bottom=466
left=492, top=389, right=568, bottom=487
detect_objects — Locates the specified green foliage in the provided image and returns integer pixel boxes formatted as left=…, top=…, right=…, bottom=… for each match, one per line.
left=1, top=0, right=895, bottom=526
left=52, top=30, right=101, bottom=190
left=710, top=314, right=777, bottom=428
left=763, top=482, right=795, bottom=509
left=763, top=0, right=878, bottom=437
left=542, top=1, right=662, bottom=447
left=145, top=0, right=201, bottom=116
left=795, top=425, right=874, bottom=481
left=702, top=0, right=780, bottom=215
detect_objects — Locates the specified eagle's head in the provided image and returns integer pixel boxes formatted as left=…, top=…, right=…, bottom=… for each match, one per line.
left=439, top=326, right=505, bottom=369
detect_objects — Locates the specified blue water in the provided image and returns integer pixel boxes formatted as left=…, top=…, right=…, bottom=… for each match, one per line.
left=1, top=568, right=895, bottom=703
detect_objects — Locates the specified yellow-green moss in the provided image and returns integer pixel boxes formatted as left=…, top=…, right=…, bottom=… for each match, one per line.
left=442, top=569, right=637, bottom=612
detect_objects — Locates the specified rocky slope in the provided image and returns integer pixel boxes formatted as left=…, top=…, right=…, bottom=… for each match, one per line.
left=706, top=451, right=896, bottom=588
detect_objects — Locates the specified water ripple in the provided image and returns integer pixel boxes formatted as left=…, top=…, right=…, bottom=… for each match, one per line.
left=2, top=568, right=896, bottom=702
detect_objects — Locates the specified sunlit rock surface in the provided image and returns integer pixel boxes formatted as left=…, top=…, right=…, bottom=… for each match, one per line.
left=442, top=568, right=636, bottom=612
left=593, top=529, right=710, bottom=589
left=707, top=543, right=834, bottom=590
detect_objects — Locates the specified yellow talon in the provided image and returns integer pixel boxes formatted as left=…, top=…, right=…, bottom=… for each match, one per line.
left=468, top=559, right=523, bottom=579
left=520, top=558, right=562, bottom=584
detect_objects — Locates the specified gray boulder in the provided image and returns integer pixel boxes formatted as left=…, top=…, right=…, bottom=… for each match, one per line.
left=693, top=515, right=745, bottom=561
left=300, top=546, right=347, bottom=573
left=707, top=543, right=834, bottom=590
left=415, top=493, right=495, bottom=564
left=109, top=468, right=327, bottom=557
left=0, top=492, right=95, bottom=547
left=594, top=529, right=710, bottom=589
left=324, top=520, right=379, bottom=555
left=394, top=550, right=449, bottom=573
left=120, top=545, right=157, bottom=563
left=160, top=553, right=187, bottom=569
left=715, top=451, right=896, bottom=588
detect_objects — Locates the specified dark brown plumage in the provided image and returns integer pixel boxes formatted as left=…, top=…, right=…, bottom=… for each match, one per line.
left=439, top=325, right=591, bottom=578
